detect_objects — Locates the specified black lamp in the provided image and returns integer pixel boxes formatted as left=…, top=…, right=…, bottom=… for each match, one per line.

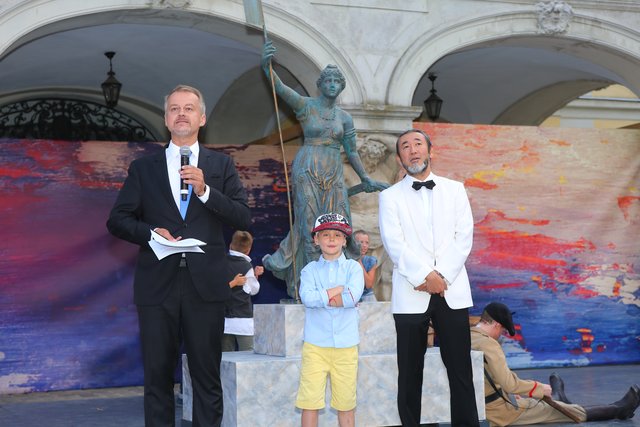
left=101, top=51, right=122, bottom=108
left=424, top=73, right=443, bottom=121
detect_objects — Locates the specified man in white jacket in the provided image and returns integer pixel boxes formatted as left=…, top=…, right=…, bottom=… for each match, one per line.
left=379, top=129, right=479, bottom=427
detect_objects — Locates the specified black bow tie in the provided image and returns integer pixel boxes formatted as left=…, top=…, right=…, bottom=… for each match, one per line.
left=412, top=180, right=435, bottom=191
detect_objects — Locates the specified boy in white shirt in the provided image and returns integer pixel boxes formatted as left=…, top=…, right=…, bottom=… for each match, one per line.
left=222, top=231, right=263, bottom=351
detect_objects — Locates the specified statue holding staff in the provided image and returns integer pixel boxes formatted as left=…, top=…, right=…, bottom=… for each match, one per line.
left=261, top=40, right=388, bottom=299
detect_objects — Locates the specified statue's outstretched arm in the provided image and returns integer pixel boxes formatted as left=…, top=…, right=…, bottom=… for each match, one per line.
left=342, top=113, right=389, bottom=194
left=262, top=40, right=305, bottom=112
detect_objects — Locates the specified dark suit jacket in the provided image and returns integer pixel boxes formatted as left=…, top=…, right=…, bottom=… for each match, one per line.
left=107, top=145, right=251, bottom=305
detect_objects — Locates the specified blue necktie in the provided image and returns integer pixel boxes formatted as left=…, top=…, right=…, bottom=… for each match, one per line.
left=180, top=185, right=192, bottom=219
left=179, top=148, right=193, bottom=219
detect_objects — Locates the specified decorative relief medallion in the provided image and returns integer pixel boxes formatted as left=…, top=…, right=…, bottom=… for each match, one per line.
left=536, top=1, right=573, bottom=34
left=147, top=0, right=192, bottom=9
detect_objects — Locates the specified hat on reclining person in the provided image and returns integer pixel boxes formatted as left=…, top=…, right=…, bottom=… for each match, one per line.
left=312, top=213, right=352, bottom=236
left=484, top=302, right=516, bottom=336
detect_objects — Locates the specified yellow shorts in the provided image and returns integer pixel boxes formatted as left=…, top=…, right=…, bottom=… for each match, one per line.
left=295, top=342, right=358, bottom=411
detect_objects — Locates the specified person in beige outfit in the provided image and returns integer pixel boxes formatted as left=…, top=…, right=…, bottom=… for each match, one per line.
left=471, top=302, right=639, bottom=426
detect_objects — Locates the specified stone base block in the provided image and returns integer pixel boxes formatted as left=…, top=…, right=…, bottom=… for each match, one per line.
left=182, top=348, right=485, bottom=426
left=253, top=302, right=396, bottom=357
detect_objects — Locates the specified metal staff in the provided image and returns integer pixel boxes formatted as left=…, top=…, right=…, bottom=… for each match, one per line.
left=244, top=0, right=299, bottom=301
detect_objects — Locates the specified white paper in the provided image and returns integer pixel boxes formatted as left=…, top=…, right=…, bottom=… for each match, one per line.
left=150, top=230, right=206, bottom=247
left=149, top=230, right=206, bottom=260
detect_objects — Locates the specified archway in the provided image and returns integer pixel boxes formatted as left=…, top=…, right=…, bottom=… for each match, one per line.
left=391, top=13, right=640, bottom=124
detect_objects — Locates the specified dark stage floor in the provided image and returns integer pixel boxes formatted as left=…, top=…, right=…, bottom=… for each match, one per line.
left=1, top=364, right=638, bottom=426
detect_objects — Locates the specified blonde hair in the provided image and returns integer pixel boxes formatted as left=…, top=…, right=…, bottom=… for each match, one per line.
left=353, top=229, right=368, bottom=238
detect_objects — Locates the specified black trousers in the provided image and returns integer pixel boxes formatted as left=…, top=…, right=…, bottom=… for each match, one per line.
left=137, top=267, right=225, bottom=427
left=394, top=295, right=479, bottom=427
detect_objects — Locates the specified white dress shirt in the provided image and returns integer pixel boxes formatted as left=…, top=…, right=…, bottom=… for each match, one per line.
left=165, top=141, right=210, bottom=207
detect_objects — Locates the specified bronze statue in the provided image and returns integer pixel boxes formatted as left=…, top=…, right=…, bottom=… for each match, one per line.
left=261, top=40, right=388, bottom=299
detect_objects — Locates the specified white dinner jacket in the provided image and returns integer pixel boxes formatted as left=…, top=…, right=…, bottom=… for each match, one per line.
left=379, top=173, right=474, bottom=313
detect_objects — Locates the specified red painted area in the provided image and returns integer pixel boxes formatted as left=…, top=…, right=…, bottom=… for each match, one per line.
left=0, top=166, right=45, bottom=179
left=77, top=180, right=123, bottom=190
left=24, top=140, right=71, bottom=170
left=571, top=287, right=599, bottom=298
left=476, top=282, right=525, bottom=290
left=480, top=210, right=550, bottom=226
left=618, top=196, right=640, bottom=222
left=63, top=306, right=86, bottom=312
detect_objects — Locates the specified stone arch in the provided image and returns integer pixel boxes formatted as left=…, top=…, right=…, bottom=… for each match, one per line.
left=494, top=80, right=609, bottom=126
left=0, top=0, right=365, bottom=105
left=388, top=10, right=640, bottom=107
left=206, top=64, right=307, bottom=145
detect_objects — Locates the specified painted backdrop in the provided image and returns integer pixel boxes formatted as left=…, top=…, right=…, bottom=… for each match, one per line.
left=0, top=139, right=293, bottom=393
left=0, top=123, right=638, bottom=394
left=417, top=123, right=639, bottom=368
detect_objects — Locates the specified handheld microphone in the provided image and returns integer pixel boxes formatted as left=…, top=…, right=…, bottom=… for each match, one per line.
left=179, top=146, right=191, bottom=201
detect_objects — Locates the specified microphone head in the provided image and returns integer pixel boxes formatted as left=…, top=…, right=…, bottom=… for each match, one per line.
left=179, top=146, right=192, bottom=157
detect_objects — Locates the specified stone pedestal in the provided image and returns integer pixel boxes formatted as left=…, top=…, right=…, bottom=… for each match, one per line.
left=182, top=302, right=485, bottom=426
left=253, top=301, right=396, bottom=357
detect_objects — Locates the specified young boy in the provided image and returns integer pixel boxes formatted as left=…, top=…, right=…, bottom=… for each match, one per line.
left=353, top=229, right=378, bottom=302
left=222, top=230, right=263, bottom=352
left=297, top=213, right=364, bottom=427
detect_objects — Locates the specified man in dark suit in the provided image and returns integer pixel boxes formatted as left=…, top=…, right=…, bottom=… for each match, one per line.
left=107, top=85, right=250, bottom=427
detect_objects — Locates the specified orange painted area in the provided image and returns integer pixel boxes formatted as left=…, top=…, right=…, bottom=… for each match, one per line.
left=571, top=287, right=599, bottom=297
left=576, top=328, right=595, bottom=354
left=465, top=177, right=497, bottom=190
left=613, top=279, right=621, bottom=297
left=272, top=183, right=288, bottom=192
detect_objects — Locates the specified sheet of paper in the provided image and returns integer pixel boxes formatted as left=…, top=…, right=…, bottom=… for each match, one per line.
left=149, top=229, right=207, bottom=260
left=150, top=229, right=206, bottom=247
left=149, top=240, right=205, bottom=260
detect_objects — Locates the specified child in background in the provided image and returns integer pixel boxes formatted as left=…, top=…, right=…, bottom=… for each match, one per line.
left=223, top=231, right=263, bottom=352
left=297, top=213, right=364, bottom=427
left=354, top=229, right=378, bottom=302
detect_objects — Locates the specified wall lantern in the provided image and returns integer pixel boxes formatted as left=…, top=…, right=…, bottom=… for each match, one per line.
left=424, top=73, right=443, bottom=121
left=101, top=51, right=122, bottom=108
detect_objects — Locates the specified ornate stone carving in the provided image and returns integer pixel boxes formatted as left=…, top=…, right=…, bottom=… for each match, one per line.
left=536, top=1, right=573, bottom=34
left=346, top=133, right=399, bottom=301
left=357, top=137, right=389, bottom=174
left=147, top=0, right=192, bottom=9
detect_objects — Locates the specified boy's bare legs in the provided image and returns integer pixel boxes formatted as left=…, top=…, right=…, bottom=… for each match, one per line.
left=301, top=409, right=318, bottom=427
left=338, top=409, right=355, bottom=427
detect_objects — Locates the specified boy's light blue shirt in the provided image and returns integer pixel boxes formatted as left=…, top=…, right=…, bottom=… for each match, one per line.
left=299, top=253, right=364, bottom=348
left=360, top=255, right=377, bottom=297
